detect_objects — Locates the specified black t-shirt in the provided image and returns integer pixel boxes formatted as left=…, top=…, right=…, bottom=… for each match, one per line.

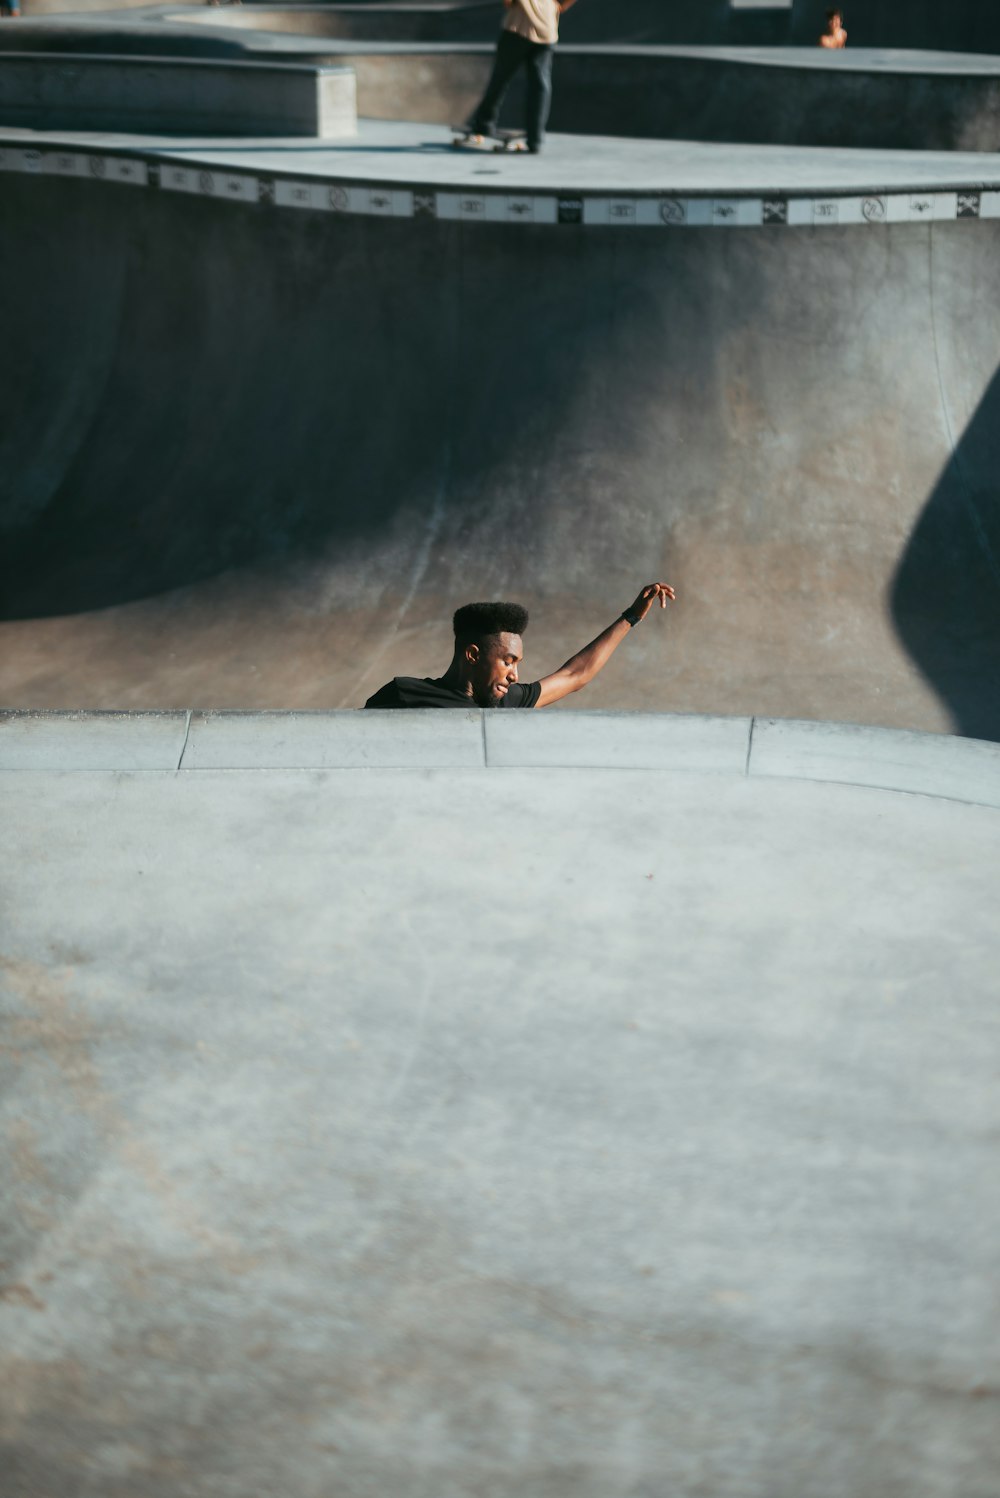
left=364, top=677, right=541, bottom=709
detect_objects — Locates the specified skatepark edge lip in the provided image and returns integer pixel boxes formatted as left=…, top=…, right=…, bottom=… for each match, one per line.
left=3, top=711, right=1000, bottom=810
left=8, top=121, right=1000, bottom=200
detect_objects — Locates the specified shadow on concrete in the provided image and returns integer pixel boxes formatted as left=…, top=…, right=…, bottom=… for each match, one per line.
left=890, top=367, right=1000, bottom=742
left=0, top=170, right=600, bottom=621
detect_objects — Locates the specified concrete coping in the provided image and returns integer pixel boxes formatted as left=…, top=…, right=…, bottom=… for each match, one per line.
left=1, top=710, right=1000, bottom=808
left=0, top=50, right=356, bottom=78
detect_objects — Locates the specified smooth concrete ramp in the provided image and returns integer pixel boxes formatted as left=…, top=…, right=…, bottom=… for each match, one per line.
left=1, top=124, right=999, bottom=736
left=3, top=712, right=1000, bottom=1498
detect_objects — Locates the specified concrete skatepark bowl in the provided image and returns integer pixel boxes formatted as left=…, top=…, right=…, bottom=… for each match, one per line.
left=3, top=125, right=1000, bottom=734
left=2, top=6, right=1000, bottom=1497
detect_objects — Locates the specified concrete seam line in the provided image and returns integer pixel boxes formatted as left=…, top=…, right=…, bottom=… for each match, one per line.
left=0, top=767, right=999, bottom=805
left=744, top=771, right=1000, bottom=813
left=2, top=715, right=999, bottom=798
left=175, top=711, right=193, bottom=774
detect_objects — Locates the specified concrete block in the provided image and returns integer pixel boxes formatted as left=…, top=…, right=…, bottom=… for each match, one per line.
left=0, top=55, right=356, bottom=138
left=183, top=710, right=485, bottom=770
left=0, top=710, right=188, bottom=771
left=317, top=65, right=358, bottom=138
left=749, top=717, right=1000, bottom=808
left=484, top=710, right=752, bottom=771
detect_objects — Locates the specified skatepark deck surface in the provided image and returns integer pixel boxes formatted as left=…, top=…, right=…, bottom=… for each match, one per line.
left=3, top=711, right=1000, bottom=1498
left=11, top=118, right=1000, bottom=189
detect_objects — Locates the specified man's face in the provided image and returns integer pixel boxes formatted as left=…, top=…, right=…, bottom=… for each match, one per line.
left=467, top=632, right=523, bottom=707
left=829, top=11, right=842, bottom=27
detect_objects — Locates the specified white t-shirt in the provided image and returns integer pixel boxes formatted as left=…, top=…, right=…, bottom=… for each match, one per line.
left=504, top=0, right=561, bottom=45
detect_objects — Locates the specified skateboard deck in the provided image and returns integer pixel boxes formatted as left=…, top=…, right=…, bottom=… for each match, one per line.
left=452, top=126, right=528, bottom=153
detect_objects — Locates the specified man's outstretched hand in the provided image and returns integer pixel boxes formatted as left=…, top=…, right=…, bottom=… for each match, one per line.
left=535, top=581, right=677, bottom=706
left=628, top=582, right=676, bottom=622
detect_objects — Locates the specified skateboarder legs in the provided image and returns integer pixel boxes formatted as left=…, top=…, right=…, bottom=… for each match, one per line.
left=466, top=0, right=578, bottom=154
left=363, top=583, right=675, bottom=709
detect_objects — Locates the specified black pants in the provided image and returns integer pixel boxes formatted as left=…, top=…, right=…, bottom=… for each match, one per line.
left=469, top=29, right=554, bottom=151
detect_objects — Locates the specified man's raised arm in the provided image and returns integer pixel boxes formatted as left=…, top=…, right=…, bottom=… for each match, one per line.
left=535, top=583, right=675, bottom=708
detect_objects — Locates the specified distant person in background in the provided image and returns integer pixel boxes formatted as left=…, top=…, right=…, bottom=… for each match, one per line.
left=0, top=0, right=22, bottom=17
left=819, top=9, right=847, bottom=47
left=364, top=583, right=675, bottom=710
left=464, top=0, right=579, bottom=155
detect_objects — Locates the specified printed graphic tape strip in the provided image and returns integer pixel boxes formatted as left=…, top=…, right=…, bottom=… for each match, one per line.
left=0, top=147, right=995, bottom=228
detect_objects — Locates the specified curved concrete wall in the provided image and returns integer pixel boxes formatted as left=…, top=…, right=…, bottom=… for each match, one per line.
left=336, top=47, right=1000, bottom=151
left=1, top=163, right=999, bottom=733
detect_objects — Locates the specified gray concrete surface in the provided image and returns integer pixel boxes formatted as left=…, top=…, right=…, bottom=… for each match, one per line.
left=5, top=710, right=1000, bottom=798
left=2, top=121, right=999, bottom=737
left=169, top=25, right=1000, bottom=151
left=0, top=708, right=190, bottom=770
left=2, top=12, right=998, bottom=1495
left=750, top=716, right=1000, bottom=807
left=0, top=52, right=356, bottom=135
left=309, top=43, right=1000, bottom=151
left=12, top=117, right=1000, bottom=192
left=9, top=13, right=1000, bottom=151
left=483, top=707, right=752, bottom=772
left=183, top=705, right=487, bottom=768
left=3, top=713, right=999, bottom=1498
left=540, top=47, right=1000, bottom=152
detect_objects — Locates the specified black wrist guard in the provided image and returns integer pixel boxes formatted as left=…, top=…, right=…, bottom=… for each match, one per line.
left=621, top=606, right=642, bottom=628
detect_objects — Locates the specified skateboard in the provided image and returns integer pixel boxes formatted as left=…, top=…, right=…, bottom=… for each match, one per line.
left=451, top=126, right=528, bottom=153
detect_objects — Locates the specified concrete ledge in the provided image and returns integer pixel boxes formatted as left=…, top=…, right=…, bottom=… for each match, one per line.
left=485, top=710, right=751, bottom=772
left=0, top=709, right=189, bottom=770
left=750, top=718, right=1000, bottom=809
left=546, top=48, right=1000, bottom=153
left=183, top=709, right=485, bottom=769
left=3, top=712, right=1000, bottom=806
left=0, top=54, right=357, bottom=137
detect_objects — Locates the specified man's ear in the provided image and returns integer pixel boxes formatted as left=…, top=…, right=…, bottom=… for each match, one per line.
left=465, top=643, right=480, bottom=665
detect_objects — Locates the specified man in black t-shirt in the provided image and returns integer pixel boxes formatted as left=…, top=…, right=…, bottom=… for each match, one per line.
left=364, top=584, right=675, bottom=709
